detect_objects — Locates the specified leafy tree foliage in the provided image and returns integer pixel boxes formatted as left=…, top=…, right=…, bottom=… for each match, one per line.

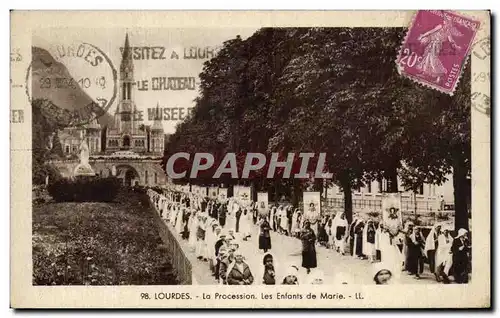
left=163, top=28, right=471, bottom=229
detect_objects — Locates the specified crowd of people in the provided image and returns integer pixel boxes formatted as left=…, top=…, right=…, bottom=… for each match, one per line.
left=147, top=188, right=471, bottom=285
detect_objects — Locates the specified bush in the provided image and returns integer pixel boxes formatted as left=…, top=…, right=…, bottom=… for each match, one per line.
left=48, top=177, right=121, bottom=202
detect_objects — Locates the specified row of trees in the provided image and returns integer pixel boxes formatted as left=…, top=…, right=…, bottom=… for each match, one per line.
left=161, top=28, right=471, bottom=229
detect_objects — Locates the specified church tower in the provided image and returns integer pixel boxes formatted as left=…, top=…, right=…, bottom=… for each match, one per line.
left=117, top=33, right=136, bottom=136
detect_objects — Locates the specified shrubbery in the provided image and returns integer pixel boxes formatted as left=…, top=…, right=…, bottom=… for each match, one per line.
left=47, top=177, right=121, bottom=202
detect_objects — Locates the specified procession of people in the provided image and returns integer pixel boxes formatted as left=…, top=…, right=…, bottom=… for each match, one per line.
left=147, top=187, right=470, bottom=285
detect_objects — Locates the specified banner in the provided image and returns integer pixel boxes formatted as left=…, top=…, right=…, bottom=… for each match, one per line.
left=381, top=193, right=403, bottom=236
left=209, top=186, right=219, bottom=199
left=303, top=191, right=321, bottom=221
left=257, top=192, right=269, bottom=216
left=218, top=188, right=228, bottom=202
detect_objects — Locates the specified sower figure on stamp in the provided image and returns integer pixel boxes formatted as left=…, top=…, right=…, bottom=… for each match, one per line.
left=416, top=16, right=463, bottom=84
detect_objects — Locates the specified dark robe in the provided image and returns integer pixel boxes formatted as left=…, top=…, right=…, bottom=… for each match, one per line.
left=259, top=220, right=272, bottom=251
left=181, top=211, right=190, bottom=240
left=354, top=222, right=364, bottom=256
left=317, top=218, right=328, bottom=244
left=214, top=239, right=225, bottom=280
left=272, top=212, right=277, bottom=231
left=452, top=237, right=470, bottom=283
left=235, top=209, right=242, bottom=232
left=301, top=228, right=317, bottom=269
left=407, top=233, right=425, bottom=275
left=219, top=257, right=230, bottom=284
left=367, top=225, right=376, bottom=244
left=262, top=267, right=276, bottom=285
left=336, top=224, right=346, bottom=240
left=349, top=222, right=356, bottom=255
left=218, top=204, right=227, bottom=227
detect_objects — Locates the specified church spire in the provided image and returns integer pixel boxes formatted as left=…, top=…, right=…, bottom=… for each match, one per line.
left=120, top=32, right=134, bottom=74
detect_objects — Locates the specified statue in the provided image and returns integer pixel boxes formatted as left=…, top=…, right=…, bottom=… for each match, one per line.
left=79, top=140, right=90, bottom=165
left=73, top=139, right=95, bottom=177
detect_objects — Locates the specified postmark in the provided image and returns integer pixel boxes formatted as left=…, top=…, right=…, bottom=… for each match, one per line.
left=26, top=41, right=117, bottom=127
left=396, top=10, right=480, bottom=95
left=471, top=37, right=491, bottom=117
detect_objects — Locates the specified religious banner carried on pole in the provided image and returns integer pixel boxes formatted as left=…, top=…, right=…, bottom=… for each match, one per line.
left=257, top=192, right=269, bottom=216
left=218, top=188, right=228, bottom=202
left=237, top=186, right=252, bottom=207
left=381, top=192, right=403, bottom=236
left=303, top=191, right=321, bottom=222
left=209, top=186, right=219, bottom=199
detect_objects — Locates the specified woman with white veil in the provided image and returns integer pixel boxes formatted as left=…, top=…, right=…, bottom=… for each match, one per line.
left=175, top=207, right=184, bottom=234
left=435, top=226, right=453, bottom=283
left=169, top=204, right=177, bottom=225
left=424, top=222, right=442, bottom=275
left=161, top=197, right=169, bottom=220
left=378, top=224, right=403, bottom=280
left=331, top=212, right=349, bottom=254
left=188, top=210, right=198, bottom=249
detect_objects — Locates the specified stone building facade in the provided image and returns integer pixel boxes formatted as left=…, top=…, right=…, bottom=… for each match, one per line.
left=54, top=33, right=166, bottom=187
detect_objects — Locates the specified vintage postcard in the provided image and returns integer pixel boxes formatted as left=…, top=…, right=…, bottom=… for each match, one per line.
left=10, top=10, right=490, bottom=309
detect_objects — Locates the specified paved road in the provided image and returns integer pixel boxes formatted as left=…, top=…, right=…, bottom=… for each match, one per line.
left=188, top=214, right=439, bottom=285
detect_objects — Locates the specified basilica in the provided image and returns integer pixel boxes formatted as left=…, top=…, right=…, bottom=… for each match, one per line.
left=54, top=34, right=167, bottom=187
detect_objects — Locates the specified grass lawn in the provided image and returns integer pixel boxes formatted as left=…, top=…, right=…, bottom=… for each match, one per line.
left=32, top=190, right=179, bottom=285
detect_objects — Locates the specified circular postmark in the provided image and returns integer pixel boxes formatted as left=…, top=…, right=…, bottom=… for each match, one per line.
left=26, top=41, right=117, bottom=127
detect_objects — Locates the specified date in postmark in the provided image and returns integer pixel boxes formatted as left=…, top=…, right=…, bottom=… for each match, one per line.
left=26, top=41, right=117, bottom=127
left=396, top=10, right=480, bottom=95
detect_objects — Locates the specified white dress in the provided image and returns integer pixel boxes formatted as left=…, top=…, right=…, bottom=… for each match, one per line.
left=379, top=231, right=402, bottom=280
left=188, top=215, right=198, bottom=248
left=436, top=234, right=453, bottom=275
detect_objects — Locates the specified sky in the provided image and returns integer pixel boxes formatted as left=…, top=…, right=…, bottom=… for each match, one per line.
left=33, top=27, right=258, bottom=134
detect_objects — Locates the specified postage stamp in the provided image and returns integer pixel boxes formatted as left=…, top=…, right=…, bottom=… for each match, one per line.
left=396, top=10, right=481, bottom=95
left=10, top=11, right=491, bottom=310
